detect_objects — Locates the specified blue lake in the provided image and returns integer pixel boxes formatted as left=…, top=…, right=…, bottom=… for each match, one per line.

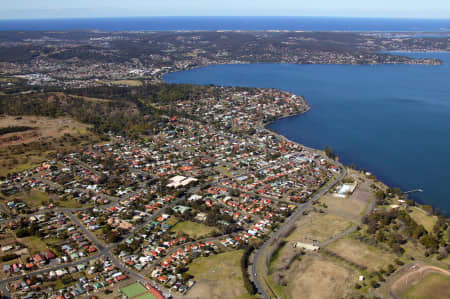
left=164, top=52, right=450, bottom=214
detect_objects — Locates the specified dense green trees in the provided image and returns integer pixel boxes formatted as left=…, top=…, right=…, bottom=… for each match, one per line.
left=0, top=92, right=150, bottom=135
left=0, top=253, right=19, bottom=262
left=0, top=126, right=34, bottom=136
left=363, top=208, right=446, bottom=256
left=0, top=46, right=39, bottom=62
left=0, top=84, right=234, bottom=136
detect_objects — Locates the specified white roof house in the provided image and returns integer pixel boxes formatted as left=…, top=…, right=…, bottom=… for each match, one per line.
left=167, top=175, right=198, bottom=188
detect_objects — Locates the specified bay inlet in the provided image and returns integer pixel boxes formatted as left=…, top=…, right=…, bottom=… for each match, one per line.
left=164, top=52, right=450, bottom=214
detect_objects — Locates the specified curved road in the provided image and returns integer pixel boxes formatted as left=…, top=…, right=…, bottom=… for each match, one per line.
left=251, top=163, right=346, bottom=299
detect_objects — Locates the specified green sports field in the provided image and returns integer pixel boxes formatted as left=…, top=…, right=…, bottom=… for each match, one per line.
left=120, top=282, right=147, bottom=298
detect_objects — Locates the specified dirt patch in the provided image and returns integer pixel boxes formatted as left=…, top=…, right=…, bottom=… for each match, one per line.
left=321, top=192, right=367, bottom=221
left=286, top=213, right=353, bottom=244
left=0, top=115, right=91, bottom=147
left=186, top=250, right=255, bottom=299
left=0, top=115, right=98, bottom=177
left=327, top=238, right=396, bottom=271
left=390, top=263, right=450, bottom=298
left=284, top=254, right=355, bottom=299
left=322, top=170, right=376, bottom=221
left=107, top=80, right=143, bottom=87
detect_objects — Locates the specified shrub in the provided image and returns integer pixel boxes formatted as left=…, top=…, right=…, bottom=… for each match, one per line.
left=241, top=246, right=257, bottom=295
left=0, top=254, right=19, bottom=262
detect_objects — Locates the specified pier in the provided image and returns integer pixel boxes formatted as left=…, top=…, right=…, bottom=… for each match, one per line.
left=403, top=189, right=424, bottom=194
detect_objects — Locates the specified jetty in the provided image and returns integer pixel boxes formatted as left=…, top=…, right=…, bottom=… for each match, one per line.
left=403, top=189, right=424, bottom=194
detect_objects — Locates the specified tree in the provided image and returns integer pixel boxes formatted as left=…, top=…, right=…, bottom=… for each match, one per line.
left=386, top=264, right=395, bottom=274
left=376, top=231, right=385, bottom=242
left=107, top=232, right=120, bottom=243
left=324, top=145, right=336, bottom=160
left=16, top=228, right=30, bottom=238
left=375, top=190, right=386, bottom=200
left=241, top=246, right=257, bottom=295
left=420, top=234, right=439, bottom=251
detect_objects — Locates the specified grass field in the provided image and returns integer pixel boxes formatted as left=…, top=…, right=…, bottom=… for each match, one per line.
left=401, top=240, right=427, bottom=261
left=53, top=197, right=85, bottom=208
left=215, top=165, right=240, bottom=178
left=0, top=115, right=91, bottom=147
left=284, top=255, right=355, bottom=299
left=164, top=216, right=179, bottom=226
left=11, top=190, right=50, bottom=208
left=286, top=214, right=353, bottom=243
left=171, top=221, right=217, bottom=239
left=136, top=294, right=156, bottom=299
left=19, top=236, right=49, bottom=254
left=187, top=250, right=256, bottom=299
left=320, top=187, right=369, bottom=221
left=7, top=190, right=84, bottom=209
left=327, top=238, right=396, bottom=271
left=120, top=282, right=147, bottom=298
left=409, top=207, right=437, bottom=233
left=0, top=77, right=23, bottom=83
left=0, top=151, right=51, bottom=177
left=0, top=115, right=97, bottom=177
left=400, top=273, right=450, bottom=299
left=107, top=80, right=143, bottom=87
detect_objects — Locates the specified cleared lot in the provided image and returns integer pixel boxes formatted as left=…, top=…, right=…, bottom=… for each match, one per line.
left=281, top=255, right=355, bottom=299
left=327, top=238, right=396, bottom=271
left=187, top=250, right=255, bottom=299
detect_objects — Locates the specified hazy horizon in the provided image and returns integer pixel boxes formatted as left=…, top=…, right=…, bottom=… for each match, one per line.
left=1, top=0, right=449, bottom=20
left=1, top=16, right=450, bottom=21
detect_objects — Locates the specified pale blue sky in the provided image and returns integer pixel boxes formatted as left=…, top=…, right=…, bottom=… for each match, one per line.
left=1, top=0, right=449, bottom=19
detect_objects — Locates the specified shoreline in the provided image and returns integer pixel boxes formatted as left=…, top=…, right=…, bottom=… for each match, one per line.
left=158, top=49, right=446, bottom=82
left=263, top=100, right=443, bottom=216
left=162, top=56, right=449, bottom=216
left=158, top=55, right=443, bottom=81
left=386, top=50, right=450, bottom=53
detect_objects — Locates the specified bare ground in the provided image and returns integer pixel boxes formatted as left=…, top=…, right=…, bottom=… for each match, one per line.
left=0, top=115, right=91, bottom=147
left=286, top=213, right=353, bottom=244
left=185, top=250, right=255, bottom=299
left=390, top=263, right=450, bottom=297
left=327, top=238, right=396, bottom=271
left=284, top=254, right=355, bottom=299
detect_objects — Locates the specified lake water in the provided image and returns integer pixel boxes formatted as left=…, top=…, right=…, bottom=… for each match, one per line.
left=164, top=52, right=450, bottom=215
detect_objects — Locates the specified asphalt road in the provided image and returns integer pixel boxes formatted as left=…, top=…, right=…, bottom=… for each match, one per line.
left=66, top=210, right=105, bottom=251
left=0, top=127, right=348, bottom=299
left=0, top=193, right=187, bottom=298
left=319, top=195, right=376, bottom=248
left=251, top=164, right=346, bottom=299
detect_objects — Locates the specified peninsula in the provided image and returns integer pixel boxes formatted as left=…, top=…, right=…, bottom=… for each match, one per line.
left=0, top=30, right=448, bottom=299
